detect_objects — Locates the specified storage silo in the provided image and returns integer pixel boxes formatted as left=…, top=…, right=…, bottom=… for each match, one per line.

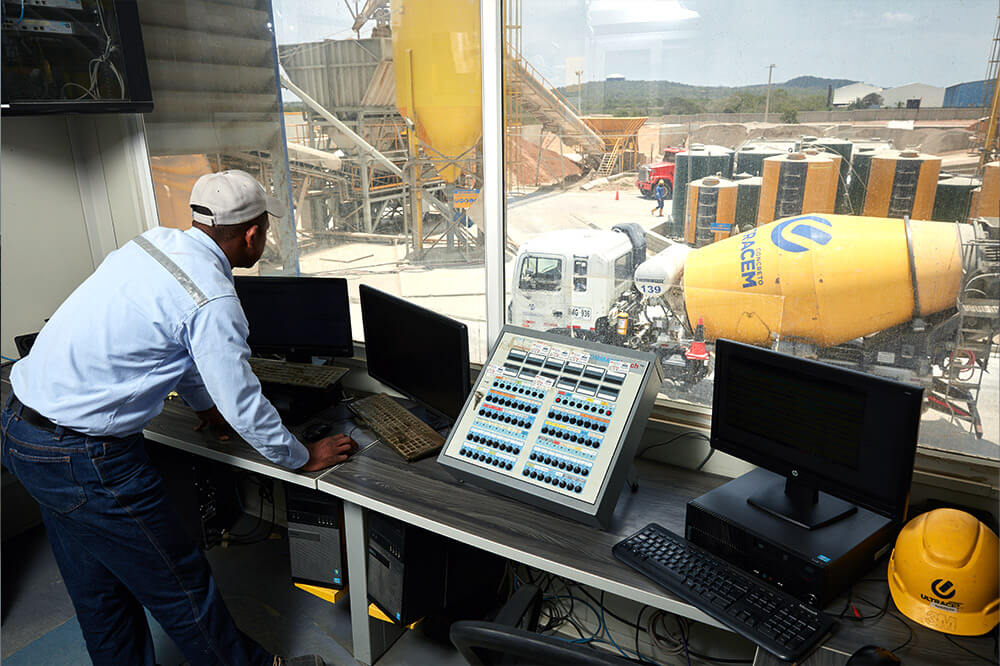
left=863, top=150, right=941, bottom=220
left=735, top=175, right=762, bottom=231
left=970, top=161, right=999, bottom=219
left=757, top=152, right=838, bottom=225
left=931, top=175, right=980, bottom=222
left=811, top=138, right=853, bottom=213
left=685, top=176, right=738, bottom=247
left=669, top=145, right=734, bottom=236
left=734, top=144, right=786, bottom=177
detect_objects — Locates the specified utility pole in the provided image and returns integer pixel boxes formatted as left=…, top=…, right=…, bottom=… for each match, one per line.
left=575, top=69, right=584, bottom=115
left=763, top=63, right=776, bottom=123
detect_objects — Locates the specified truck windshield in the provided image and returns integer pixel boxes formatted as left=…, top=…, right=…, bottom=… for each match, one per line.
left=519, top=256, right=563, bottom=292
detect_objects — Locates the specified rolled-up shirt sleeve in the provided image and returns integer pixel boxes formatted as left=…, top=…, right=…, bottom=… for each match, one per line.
left=173, top=365, right=214, bottom=412
left=178, top=295, right=310, bottom=469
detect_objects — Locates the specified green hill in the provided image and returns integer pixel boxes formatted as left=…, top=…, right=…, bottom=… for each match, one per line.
left=554, top=76, right=857, bottom=117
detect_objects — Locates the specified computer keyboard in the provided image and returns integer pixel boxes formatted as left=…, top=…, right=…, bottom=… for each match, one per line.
left=613, top=523, right=835, bottom=662
left=348, top=393, right=445, bottom=462
left=249, top=358, right=349, bottom=389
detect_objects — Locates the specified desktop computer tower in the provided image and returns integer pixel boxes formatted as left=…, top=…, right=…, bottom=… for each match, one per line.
left=366, top=513, right=506, bottom=627
left=685, top=468, right=896, bottom=607
left=367, top=513, right=448, bottom=625
left=286, top=485, right=346, bottom=589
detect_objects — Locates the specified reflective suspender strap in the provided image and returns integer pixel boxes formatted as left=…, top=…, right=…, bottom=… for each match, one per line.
left=133, top=236, right=209, bottom=308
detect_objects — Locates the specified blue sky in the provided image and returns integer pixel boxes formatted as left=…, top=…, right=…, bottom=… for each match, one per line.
left=274, top=0, right=996, bottom=89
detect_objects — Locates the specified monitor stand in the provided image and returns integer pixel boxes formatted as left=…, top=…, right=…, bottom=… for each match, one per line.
left=747, top=475, right=858, bottom=531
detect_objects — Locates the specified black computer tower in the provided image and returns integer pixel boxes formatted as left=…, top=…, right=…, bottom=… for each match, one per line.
left=685, top=468, right=896, bottom=606
left=367, top=513, right=448, bottom=625
left=286, top=484, right=346, bottom=589
left=147, top=444, right=241, bottom=551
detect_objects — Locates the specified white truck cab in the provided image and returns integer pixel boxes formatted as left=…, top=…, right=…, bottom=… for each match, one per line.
left=509, top=226, right=643, bottom=337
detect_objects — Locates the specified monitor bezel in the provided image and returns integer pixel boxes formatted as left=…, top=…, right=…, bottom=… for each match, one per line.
left=358, top=284, right=471, bottom=421
left=710, top=339, right=922, bottom=524
left=234, top=276, right=354, bottom=359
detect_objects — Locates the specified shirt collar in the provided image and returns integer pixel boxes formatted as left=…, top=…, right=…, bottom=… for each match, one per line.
left=185, top=227, right=233, bottom=281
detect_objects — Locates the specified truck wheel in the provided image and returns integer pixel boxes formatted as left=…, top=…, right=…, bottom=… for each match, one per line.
left=663, top=181, right=673, bottom=200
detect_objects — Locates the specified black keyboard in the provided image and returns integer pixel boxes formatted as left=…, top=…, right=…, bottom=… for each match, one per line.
left=613, top=523, right=835, bottom=662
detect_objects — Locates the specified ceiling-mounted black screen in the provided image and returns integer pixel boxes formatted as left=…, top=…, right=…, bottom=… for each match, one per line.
left=1, top=0, right=152, bottom=114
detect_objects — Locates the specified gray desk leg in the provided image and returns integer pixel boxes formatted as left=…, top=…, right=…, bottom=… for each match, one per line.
left=344, top=501, right=405, bottom=665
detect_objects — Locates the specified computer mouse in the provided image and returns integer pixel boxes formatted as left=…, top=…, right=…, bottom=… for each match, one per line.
left=846, top=645, right=901, bottom=666
left=303, top=422, right=332, bottom=441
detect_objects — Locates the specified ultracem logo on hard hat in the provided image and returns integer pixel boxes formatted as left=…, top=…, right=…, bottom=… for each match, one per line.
left=931, top=579, right=957, bottom=600
left=771, top=215, right=833, bottom=253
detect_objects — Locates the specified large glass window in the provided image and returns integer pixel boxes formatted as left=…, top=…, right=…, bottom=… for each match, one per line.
left=501, top=1, right=1000, bottom=459
left=139, top=0, right=297, bottom=275
left=272, top=0, right=487, bottom=361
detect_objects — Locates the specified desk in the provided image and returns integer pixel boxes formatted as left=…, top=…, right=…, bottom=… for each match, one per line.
left=135, top=399, right=995, bottom=666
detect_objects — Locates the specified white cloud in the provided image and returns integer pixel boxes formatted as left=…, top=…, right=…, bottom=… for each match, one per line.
left=882, top=11, right=915, bottom=23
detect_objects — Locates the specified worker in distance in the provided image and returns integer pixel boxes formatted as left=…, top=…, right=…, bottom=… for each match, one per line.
left=1, top=170, right=354, bottom=666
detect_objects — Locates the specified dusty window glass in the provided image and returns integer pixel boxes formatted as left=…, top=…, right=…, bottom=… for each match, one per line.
left=273, top=0, right=487, bottom=361
left=502, top=0, right=1000, bottom=459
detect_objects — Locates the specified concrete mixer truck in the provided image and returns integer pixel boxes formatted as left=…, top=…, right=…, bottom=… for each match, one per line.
left=509, top=214, right=1000, bottom=434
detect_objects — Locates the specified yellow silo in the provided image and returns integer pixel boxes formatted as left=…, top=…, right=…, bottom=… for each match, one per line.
left=682, top=215, right=963, bottom=347
left=391, top=0, right=482, bottom=183
left=757, top=152, right=838, bottom=226
left=685, top=176, right=738, bottom=247
left=863, top=149, right=941, bottom=220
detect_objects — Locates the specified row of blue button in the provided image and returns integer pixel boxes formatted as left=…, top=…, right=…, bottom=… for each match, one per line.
left=459, top=447, right=514, bottom=470
left=522, top=466, right=584, bottom=493
left=492, top=379, right=544, bottom=399
left=478, top=407, right=533, bottom=429
left=554, top=396, right=613, bottom=416
left=547, top=410, right=607, bottom=432
left=528, top=450, right=590, bottom=476
left=540, top=426, right=600, bottom=448
left=484, top=393, right=539, bottom=414
left=465, top=432, right=521, bottom=454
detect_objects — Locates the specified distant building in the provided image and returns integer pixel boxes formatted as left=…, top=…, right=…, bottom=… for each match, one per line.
left=606, top=74, right=626, bottom=82
left=944, top=79, right=996, bottom=108
left=831, top=82, right=884, bottom=107
left=881, top=83, right=945, bottom=109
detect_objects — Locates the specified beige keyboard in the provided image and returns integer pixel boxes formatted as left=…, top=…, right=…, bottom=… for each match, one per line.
left=349, top=393, right=445, bottom=461
left=249, top=357, right=349, bottom=389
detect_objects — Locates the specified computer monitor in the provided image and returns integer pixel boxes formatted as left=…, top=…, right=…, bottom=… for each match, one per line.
left=234, top=276, right=353, bottom=361
left=359, top=284, right=470, bottom=421
left=711, top=339, right=921, bottom=529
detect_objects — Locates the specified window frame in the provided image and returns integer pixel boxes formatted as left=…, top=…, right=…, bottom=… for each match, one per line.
left=478, top=0, right=999, bottom=487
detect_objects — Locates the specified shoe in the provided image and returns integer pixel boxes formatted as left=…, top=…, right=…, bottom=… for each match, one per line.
left=273, top=656, right=325, bottom=666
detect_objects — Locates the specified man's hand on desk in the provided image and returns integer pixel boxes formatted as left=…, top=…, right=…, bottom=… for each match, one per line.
left=299, top=434, right=359, bottom=472
left=194, top=406, right=233, bottom=441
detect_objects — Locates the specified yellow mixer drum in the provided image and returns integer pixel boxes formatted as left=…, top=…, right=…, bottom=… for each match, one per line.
left=685, top=176, right=738, bottom=247
left=863, top=149, right=941, bottom=220
left=757, top=152, right=838, bottom=226
left=391, top=0, right=482, bottom=182
left=683, top=214, right=963, bottom=347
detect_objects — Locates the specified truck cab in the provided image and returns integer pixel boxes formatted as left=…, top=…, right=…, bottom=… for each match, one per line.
left=636, top=147, right=683, bottom=199
left=509, top=226, right=644, bottom=337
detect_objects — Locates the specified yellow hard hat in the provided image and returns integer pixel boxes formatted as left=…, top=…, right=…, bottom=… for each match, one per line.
left=888, top=508, right=999, bottom=636
left=658, top=179, right=665, bottom=185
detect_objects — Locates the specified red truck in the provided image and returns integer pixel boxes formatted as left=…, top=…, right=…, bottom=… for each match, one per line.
left=636, top=147, right=683, bottom=199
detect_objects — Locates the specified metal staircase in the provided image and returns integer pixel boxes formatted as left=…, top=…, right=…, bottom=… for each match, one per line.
left=597, top=137, right=625, bottom=177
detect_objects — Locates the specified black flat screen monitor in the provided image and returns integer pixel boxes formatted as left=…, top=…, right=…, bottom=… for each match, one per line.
left=2, top=0, right=153, bottom=115
left=234, top=277, right=353, bottom=361
left=359, top=284, right=470, bottom=421
left=711, top=339, right=921, bottom=528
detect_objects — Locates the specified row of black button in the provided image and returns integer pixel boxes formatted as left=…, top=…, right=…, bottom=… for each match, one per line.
left=465, top=432, right=521, bottom=454
left=554, top=397, right=612, bottom=416
left=492, top=379, right=543, bottom=399
left=521, top=467, right=584, bottom=492
left=458, top=447, right=514, bottom=470
left=547, top=411, right=607, bottom=432
left=529, top=452, right=590, bottom=476
left=540, top=427, right=600, bottom=448
left=484, top=393, right=539, bottom=413
left=477, top=408, right=533, bottom=429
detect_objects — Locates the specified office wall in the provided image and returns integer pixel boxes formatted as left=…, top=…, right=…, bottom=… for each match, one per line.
left=0, top=115, right=156, bottom=359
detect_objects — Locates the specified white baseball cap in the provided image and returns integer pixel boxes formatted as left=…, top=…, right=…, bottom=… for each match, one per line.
left=189, top=170, right=286, bottom=226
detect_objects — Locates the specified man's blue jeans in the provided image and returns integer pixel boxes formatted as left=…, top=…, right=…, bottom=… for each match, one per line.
left=1, top=400, right=273, bottom=666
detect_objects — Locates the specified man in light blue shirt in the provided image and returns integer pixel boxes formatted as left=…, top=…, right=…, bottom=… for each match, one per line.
left=2, top=170, right=352, bottom=666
